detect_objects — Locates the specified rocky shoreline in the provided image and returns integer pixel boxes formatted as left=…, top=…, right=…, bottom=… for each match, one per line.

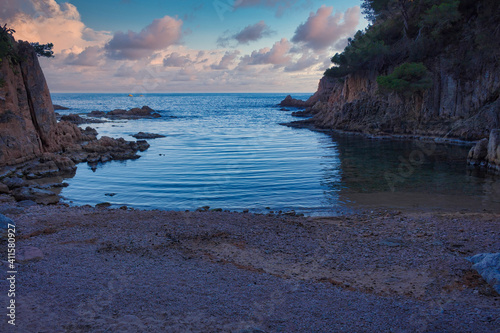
left=279, top=94, right=500, bottom=174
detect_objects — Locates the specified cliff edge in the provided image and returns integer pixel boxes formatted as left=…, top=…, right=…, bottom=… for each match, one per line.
left=0, top=40, right=83, bottom=165
left=0, top=33, right=149, bottom=204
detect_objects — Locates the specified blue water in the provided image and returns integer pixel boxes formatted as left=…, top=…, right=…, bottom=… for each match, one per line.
left=51, top=93, right=500, bottom=214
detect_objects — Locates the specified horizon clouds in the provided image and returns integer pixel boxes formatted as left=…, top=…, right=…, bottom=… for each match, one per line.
left=1, top=0, right=363, bottom=93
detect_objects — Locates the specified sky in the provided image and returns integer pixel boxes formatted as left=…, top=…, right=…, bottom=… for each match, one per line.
left=1, top=0, right=368, bottom=93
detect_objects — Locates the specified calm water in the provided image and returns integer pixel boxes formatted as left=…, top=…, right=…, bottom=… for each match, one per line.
left=51, top=93, right=500, bottom=214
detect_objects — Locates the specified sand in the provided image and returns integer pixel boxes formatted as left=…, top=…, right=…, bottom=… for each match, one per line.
left=1, top=204, right=499, bottom=332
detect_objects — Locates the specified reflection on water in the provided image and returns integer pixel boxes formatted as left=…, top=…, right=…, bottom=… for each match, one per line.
left=328, top=133, right=500, bottom=211
left=52, top=93, right=500, bottom=214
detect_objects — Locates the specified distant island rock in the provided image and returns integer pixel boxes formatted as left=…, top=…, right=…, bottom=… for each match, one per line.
left=60, top=114, right=106, bottom=124
left=131, top=132, right=166, bottom=139
left=88, top=106, right=161, bottom=119
left=53, top=104, right=70, bottom=110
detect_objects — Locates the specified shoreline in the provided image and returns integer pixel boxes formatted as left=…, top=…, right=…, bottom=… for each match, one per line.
left=3, top=203, right=499, bottom=331
left=281, top=117, right=477, bottom=147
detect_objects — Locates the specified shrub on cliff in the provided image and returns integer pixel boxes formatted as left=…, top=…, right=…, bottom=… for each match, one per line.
left=30, top=42, right=54, bottom=58
left=0, top=24, right=17, bottom=62
left=0, top=24, right=54, bottom=62
left=376, top=62, right=432, bottom=95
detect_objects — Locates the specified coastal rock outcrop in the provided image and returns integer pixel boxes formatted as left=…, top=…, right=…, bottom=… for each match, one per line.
left=0, top=41, right=84, bottom=165
left=0, top=37, right=152, bottom=204
left=468, top=129, right=500, bottom=173
left=88, top=106, right=161, bottom=119
left=283, top=63, right=500, bottom=141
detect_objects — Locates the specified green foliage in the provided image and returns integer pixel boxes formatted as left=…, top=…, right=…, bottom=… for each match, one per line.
left=324, top=0, right=499, bottom=86
left=0, top=24, right=17, bottom=61
left=377, top=62, right=432, bottom=95
left=30, top=42, right=54, bottom=58
left=361, top=0, right=391, bottom=21
left=421, top=0, right=461, bottom=38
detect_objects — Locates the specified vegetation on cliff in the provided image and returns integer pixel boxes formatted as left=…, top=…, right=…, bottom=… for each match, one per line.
left=0, top=24, right=53, bottom=64
left=325, top=0, right=500, bottom=88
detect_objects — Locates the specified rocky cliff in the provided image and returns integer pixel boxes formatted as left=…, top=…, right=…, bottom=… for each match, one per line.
left=0, top=41, right=82, bottom=165
left=0, top=37, right=150, bottom=204
left=288, top=59, right=499, bottom=141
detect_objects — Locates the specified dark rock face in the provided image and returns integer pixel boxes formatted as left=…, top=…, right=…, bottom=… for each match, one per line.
left=284, top=62, right=500, bottom=141
left=468, top=129, right=500, bottom=173
left=0, top=41, right=84, bottom=165
left=467, top=130, right=500, bottom=173
left=0, top=39, right=153, bottom=205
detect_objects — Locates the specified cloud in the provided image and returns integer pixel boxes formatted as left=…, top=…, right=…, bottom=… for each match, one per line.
left=291, top=5, right=360, bottom=51
left=211, top=51, right=240, bottom=70
left=285, top=52, right=322, bottom=72
left=105, top=16, right=183, bottom=60
left=239, top=38, right=291, bottom=68
left=1, top=0, right=110, bottom=53
left=163, top=52, right=192, bottom=67
left=217, top=20, right=274, bottom=47
left=234, top=20, right=273, bottom=44
left=63, top=46, right=103, bottom=66
left=233, top=0, right=298, bottom=17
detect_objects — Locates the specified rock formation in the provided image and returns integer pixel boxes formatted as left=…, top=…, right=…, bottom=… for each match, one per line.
left=88, top=105, right=161, bottom=119
left=0, top=37, right=151, bottom=204
left=283, top=62, right=500, bottom=141
left=468, top=129, right=500, bottom=173
left=0, top=41, right=83, bottom=165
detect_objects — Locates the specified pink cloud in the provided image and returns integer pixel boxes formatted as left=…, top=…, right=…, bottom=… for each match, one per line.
left=211, top=51, right=240, bottom=70
left=105, top=16, right=183, bottom=60
left=292, top=5, right=360, bottom=51
left=163, top=52, right=192, bottom=67
left=240, top=38, right=292, bottom=67
left=64, top=46, right=103, bottom=66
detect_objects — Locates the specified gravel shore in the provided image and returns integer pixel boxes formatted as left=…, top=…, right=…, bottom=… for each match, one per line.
left=1, top=204, right=499, bottom=332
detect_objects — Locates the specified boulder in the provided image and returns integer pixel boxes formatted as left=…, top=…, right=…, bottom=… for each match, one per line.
left=0, top=183, right=9, bottom=194
left=487, top=129, right=500, bottom=170
left=0, top=213, right=14, bottom=240
left=468, top=138, right=489, bottom=165
left=12, top=186, right=60, bottom=205
left=467, top=130, right=500, bottom=173
left=2, top=177, right=26, bottom=189
left=468, top=253, right=500, bottom=295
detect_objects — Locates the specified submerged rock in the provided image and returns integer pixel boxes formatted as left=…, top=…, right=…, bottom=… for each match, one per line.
left=53, top=104, right=70, bottom=110
left=132, top=132, right=166, bottom=139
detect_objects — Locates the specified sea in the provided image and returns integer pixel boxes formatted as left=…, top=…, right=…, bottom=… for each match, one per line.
left=51, top=93, right=500, bottom=215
